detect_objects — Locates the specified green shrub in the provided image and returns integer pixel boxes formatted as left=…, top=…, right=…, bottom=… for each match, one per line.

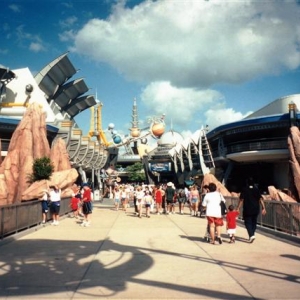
left=29, top=157, right=54, bottom=182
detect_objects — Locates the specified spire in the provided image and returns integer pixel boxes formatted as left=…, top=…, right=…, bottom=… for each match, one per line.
left=130, top=98, right=141, bottom=138
left=131, top=97, right=139, bottom=129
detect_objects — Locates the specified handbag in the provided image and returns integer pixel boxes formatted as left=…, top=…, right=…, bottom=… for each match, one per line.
left=220, top=194, right=227, bottom=215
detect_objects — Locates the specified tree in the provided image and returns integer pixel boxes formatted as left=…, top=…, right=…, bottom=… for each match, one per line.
left=29, top=157, right=54, bottom=183
left=126, top=162, right=146, bottom=183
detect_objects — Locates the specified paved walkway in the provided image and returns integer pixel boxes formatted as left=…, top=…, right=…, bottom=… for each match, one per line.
left=0, top=199, right=299, bottom=300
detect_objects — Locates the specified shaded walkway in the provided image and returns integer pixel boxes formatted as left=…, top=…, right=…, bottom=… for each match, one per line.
left=0, top=199, right=299, bottom=299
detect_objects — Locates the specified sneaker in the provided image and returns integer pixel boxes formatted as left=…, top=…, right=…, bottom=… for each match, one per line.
left=85, top=222, right=91, bottom=227
left=217, top=237, right=223, bottom=244
left=249, top=236, right=255, bottom=243
left=181, top=211, right=184, bottom=214
left=42, top=221, right=46, bottom=224
left=80, top=221, right=87, bottom=227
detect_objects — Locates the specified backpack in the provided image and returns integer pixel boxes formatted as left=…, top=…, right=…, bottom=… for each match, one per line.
left=178, top=189, right=185, bottom=198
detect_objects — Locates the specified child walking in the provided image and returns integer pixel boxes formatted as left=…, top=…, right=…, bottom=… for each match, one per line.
left=226, top=204, right=239, bottom=243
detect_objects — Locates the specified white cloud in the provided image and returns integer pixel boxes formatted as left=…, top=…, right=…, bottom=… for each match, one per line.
left=9, top=4, right=21, bottom=13
left=29, top=42, right=45, bottom=52
left=59, top=30, right=76, bottom=42
left=205, top=107, right=252, bottom=131
left=72, top=0, right=300, bottom=87
left=60, top=16, right=78, bottom=28
left=140, top=81, right=223, bottom=128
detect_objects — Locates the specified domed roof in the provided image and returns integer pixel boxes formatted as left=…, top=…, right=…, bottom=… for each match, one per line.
left=157, top=130, right=184, bottom=146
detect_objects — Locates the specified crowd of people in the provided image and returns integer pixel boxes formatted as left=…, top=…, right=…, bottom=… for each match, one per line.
left=41, top=177, right=267, bottom=244
left=111, top=178, right=267, bottom=245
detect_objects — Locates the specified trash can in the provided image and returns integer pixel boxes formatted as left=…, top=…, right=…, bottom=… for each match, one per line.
left=94, top=189, right=100, bottom=201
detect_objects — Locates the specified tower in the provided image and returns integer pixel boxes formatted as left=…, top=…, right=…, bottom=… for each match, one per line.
left=130, top=98, right=141, bottom=138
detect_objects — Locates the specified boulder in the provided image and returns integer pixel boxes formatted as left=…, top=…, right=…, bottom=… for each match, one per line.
left=268, top=186, right=297, bottom=203
left=21, top=169, right=79, bottom=201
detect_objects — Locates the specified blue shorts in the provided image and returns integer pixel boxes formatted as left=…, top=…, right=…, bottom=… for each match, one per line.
left=82, top=202, right=92, bottom=214
left=115, top=198, right=120, bottom=203
left=191, top=198, right=198, bottom=203
left=41, top=201, right=48, bottom=213
left=50, top=202, right=60, bottom=214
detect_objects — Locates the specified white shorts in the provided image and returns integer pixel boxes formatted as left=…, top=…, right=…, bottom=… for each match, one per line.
left=227, top=228, right=236, bottom=235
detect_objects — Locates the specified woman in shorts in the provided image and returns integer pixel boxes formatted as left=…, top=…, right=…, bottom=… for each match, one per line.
left=202, top=182, right=226, bottom=245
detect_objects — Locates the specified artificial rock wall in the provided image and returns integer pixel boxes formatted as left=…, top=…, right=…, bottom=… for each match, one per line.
left=0, top=102, right=78, bottom=206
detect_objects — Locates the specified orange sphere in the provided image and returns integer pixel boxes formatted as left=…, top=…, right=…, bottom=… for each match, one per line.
left=131, top=128, right=140, bottom=138
left=151, top=122, right=165, bottom=137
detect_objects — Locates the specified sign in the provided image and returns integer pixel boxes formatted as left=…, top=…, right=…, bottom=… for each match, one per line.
left=149, top=162, right=171, bottom=172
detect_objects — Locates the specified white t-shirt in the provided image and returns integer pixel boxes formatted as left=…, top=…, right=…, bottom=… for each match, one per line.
left=136, top=191, right=144, bottom=201
left=50, top=190, right=61, bottom=202
left=202, top=191, right=225, bottom=218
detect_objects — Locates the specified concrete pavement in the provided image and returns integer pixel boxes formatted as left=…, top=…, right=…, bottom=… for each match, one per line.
left=0, top=199, right=299, bottom=299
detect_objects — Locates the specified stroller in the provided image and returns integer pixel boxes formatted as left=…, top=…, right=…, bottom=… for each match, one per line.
left=204, top=223, right=211, bottom=242
left=203, top=223, right=218, bottom=243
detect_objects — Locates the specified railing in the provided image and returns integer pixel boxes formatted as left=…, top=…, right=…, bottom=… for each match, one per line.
left=212, top=138, right=287, bottom=158
left=1, top=197, right=299, bottom=240
left=225, top=197, right=300, bottom=237
left=0, top=198, right=71, bottom=239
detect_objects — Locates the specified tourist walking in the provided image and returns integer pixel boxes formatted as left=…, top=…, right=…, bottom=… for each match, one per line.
left=165, top=182, right=175, bottom=214
left=49, top=185, right=61, bottom=226
left=226, top=205, right=239, bottom=243
left=81, top=183, right=92, bottom=227
left=177, top=185, right=187, bottom=214
left=135, top=186, right=144, bottom=218
left=202, top=182, right=226, bottom=244
left=113, top=186, right=121, bottom=211
left=189, top=185, right=200, bottom=216
left=237, top=178, right=267, bottom=243
left=154, top=185, right=163, bottom=214
left=143, top=190, right=154, bottom=218
left=200, top=185, right=209, bottom=217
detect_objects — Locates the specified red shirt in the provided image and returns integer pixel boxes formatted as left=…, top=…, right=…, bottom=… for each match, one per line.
left=70, top=197, right=80, bottom=210
left=155, top=189, right=162, bottom=203
left=226, top=211, right=239, bottom=229
left=82, top=189, right=91, bottom=202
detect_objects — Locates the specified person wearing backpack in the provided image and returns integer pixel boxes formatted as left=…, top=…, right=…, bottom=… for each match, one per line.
left=177, top=185, right=187, bottom=214
left=165, top=182, right=175, bottom=214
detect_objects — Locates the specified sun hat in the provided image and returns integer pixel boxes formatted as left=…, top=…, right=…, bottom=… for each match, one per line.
left=167, top=182, right=172, bottom=187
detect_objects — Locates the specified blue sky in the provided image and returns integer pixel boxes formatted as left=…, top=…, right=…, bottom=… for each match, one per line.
left=1, top=0, right=300, bottom=141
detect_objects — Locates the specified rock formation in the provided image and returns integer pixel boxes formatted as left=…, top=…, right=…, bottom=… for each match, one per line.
left=201, top=173, right=231, bottom=197
left=0, top=102, right=78, bottom=206
left=50, top=138, right=72, bottom=172
left=267, top=186, right=296, bottom=202
left=288, top=126, right=300, bottom=202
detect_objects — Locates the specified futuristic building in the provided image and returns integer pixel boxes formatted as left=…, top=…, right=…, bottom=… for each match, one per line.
left=0, top=53, right=117, bottom=187
left=206, top=94, right=300, bottom=193
left=143, top=94, right=300, bottom=192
